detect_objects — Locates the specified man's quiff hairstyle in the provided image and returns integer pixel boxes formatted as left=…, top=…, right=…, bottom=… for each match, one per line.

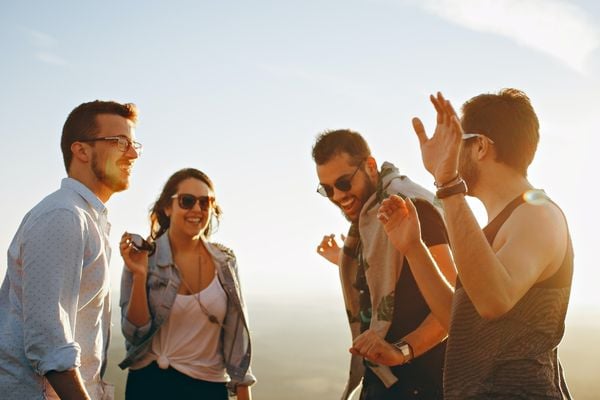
left=461, top=88, right=539, bottom=177
left=61, top=100, right=138, bottom=172
left=312, top=129, right=371, bottom=166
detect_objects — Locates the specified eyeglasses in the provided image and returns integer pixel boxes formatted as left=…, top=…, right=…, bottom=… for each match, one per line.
left=317, top=160, right=364, bottom=198
left=78, top=135, right=143, bottom=155
left=462, top=133, right=495, bottom=144
left=171, top=194, right=215, bottom=210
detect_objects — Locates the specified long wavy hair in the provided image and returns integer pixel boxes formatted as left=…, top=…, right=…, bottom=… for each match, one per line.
left=149, top=168, right=223, bottom=241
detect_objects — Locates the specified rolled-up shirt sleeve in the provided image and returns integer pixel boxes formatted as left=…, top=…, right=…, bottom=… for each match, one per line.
left=21, top=208, right=84, bottom=375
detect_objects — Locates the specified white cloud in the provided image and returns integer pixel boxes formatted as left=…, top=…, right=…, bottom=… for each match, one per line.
left=26, top=29, right=58, bottom=48
left=414, top=0, right=600, bottom=74
left=21, top=27, right=68, bottom=67
left=36, top=51, right=67, bottom=66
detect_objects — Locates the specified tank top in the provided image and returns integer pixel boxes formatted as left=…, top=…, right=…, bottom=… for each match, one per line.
left=130, top=273, right=229, bottom=382
left=444, top=193, right=573, bottom=399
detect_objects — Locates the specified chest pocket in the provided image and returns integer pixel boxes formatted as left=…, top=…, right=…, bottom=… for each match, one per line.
left=147, top=273, right=169, bottom=289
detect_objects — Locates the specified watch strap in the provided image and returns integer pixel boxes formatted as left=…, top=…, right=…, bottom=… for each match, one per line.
left=436, top=178, right=467, bottom=199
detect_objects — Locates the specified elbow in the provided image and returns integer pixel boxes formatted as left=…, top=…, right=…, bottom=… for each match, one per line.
left=475, top=297, right=514, bottom=321
left=121, top=317, right=152, bottom=345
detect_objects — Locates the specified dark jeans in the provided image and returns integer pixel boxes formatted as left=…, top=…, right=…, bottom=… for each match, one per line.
left=126, top=362, right=228, bottom=400
left=360, top=378, right=443, bottom=400
left=359, top=362, right=444, bottom=400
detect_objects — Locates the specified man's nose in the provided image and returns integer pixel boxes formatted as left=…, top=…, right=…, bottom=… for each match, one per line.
left=126, top=145, right=140, bottom=159
left=331, top=187, right=346, bottom=203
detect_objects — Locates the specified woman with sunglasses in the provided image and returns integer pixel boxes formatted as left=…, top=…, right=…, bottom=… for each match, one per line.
left=117, top=168, right=255, bottom=399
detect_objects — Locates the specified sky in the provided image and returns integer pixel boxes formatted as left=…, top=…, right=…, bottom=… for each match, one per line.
left=1, top=0, right=599, bottom=316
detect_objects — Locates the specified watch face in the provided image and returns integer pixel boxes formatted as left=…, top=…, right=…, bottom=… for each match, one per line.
left=394, top=341, right=413, bottom=361
left=399, top=344, right=410, bottom=356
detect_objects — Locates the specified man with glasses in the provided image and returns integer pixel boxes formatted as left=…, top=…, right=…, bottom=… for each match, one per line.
left=0, top=100, right=140, bottom=400
left=312, top=129, right=455, bottom=400
left=376, top=89, right=573, bottom=398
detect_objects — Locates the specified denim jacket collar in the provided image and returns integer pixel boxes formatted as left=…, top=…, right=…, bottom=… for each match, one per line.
left=154, top=231, right=231, bottom=269
left=154, top=232, right=174, bottom=269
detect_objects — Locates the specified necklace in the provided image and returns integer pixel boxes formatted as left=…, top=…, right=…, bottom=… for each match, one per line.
left=178, top=250, right=221, bottom=327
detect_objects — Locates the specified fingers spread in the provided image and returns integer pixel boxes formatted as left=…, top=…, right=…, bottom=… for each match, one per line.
left=451, top=115, right=463, bottom=139
left=430, top=94, right=444, bottom=123
left=412, top=118, right=428, bottom=145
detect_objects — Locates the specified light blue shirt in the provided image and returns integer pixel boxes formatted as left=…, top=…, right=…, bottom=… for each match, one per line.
left=0, top=178, right=113, bottom=400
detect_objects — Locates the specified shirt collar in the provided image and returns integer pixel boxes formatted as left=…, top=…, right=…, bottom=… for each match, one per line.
left=61, top=177, right=107, bottom=216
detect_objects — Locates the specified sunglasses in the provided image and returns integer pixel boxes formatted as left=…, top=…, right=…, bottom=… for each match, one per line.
left=317, top=160, right=364, bottom=198
left=462, top=133, right=495, bottom=144
left=129, top=233, right=156, bottom=255
left=171, top=193, right=215, bottom=210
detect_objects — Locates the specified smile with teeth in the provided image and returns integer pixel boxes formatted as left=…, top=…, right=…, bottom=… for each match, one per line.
left=185, top=217, right=203, bottom=224
left=118, top=164, right=133, bottom=174
left=339, top=197, right=355, bottom=212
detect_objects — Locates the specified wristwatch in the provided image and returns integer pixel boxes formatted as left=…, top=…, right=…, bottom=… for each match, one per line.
left=392, top=340, right=414, bottom=363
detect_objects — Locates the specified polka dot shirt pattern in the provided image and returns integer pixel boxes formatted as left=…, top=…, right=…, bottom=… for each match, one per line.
left=0, top=178, right=113, bottom=400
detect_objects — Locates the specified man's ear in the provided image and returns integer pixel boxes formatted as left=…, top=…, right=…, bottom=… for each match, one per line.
left=475, top=137, right=493, bottom=161
left=365, top=156, right=378, bottom=178
left=70, top=142, right=91, bottom=163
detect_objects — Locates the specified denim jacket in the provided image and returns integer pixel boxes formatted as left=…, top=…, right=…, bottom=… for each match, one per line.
left=118, top=232, right=255, bottom=390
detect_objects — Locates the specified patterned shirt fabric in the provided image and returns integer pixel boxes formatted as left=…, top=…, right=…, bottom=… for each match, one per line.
left=357, top=199, right=448, bottom=400
left=339, top=162, right=444, bottom=400
left=444, top=194, right=573, bottom=399
left=0, top=178, right=113, bottom=400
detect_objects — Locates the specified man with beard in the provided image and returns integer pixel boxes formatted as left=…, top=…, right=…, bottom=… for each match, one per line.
left=0, top=100, right=140, bottom=400
left=376, top=89, right=573, bottom=398
left=312, top=129, right=456, bottom=400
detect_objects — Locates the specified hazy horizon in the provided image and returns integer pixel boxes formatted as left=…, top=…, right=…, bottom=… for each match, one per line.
left=1, top=1, right=599, bottom=398
left=104, top=297, right=600, bottom=399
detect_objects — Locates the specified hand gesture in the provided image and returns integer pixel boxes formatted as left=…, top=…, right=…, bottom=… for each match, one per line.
left=378, top=196, right=422, bottom=255
left=119, top=232, right=149, bottom=277
left=413, top=92, right=463, bottom=184
left=316, top=233, right=345, bottom=266
left=349, top=329, right=405, bottom=366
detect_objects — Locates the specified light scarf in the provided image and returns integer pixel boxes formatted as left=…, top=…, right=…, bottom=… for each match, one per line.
left=339, top=162, right=439, bottom=400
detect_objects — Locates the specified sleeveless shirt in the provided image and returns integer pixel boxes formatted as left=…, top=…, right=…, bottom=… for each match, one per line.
left=444, top=193, right=573, bottom=399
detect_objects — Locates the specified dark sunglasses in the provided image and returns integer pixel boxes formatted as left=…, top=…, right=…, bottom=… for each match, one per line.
left=129, top=233, right=156, bottom=255
left=317, top=160, right=364, bottom=198
left=171, top=193, right=215, bottom=210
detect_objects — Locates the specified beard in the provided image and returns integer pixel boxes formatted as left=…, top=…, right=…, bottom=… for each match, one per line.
left=458, top=147, right=479, bottom=195
left=91, top=151, right=129, bottom=193
left=339, top=174, right=377, bottom=223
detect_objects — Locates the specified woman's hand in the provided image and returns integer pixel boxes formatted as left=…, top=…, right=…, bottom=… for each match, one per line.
left=236, top=385, right=251, bottom=400
left=119, top=232, right=149, bottom=277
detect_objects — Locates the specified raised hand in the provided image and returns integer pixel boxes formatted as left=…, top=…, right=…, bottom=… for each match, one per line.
left=378, top=196, right=422, bottom=255
left=412, top=92, right=463, bottom=184
left=120, top=232, right=149, bottom=277
left=316, top=233, right=345, bottom=266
